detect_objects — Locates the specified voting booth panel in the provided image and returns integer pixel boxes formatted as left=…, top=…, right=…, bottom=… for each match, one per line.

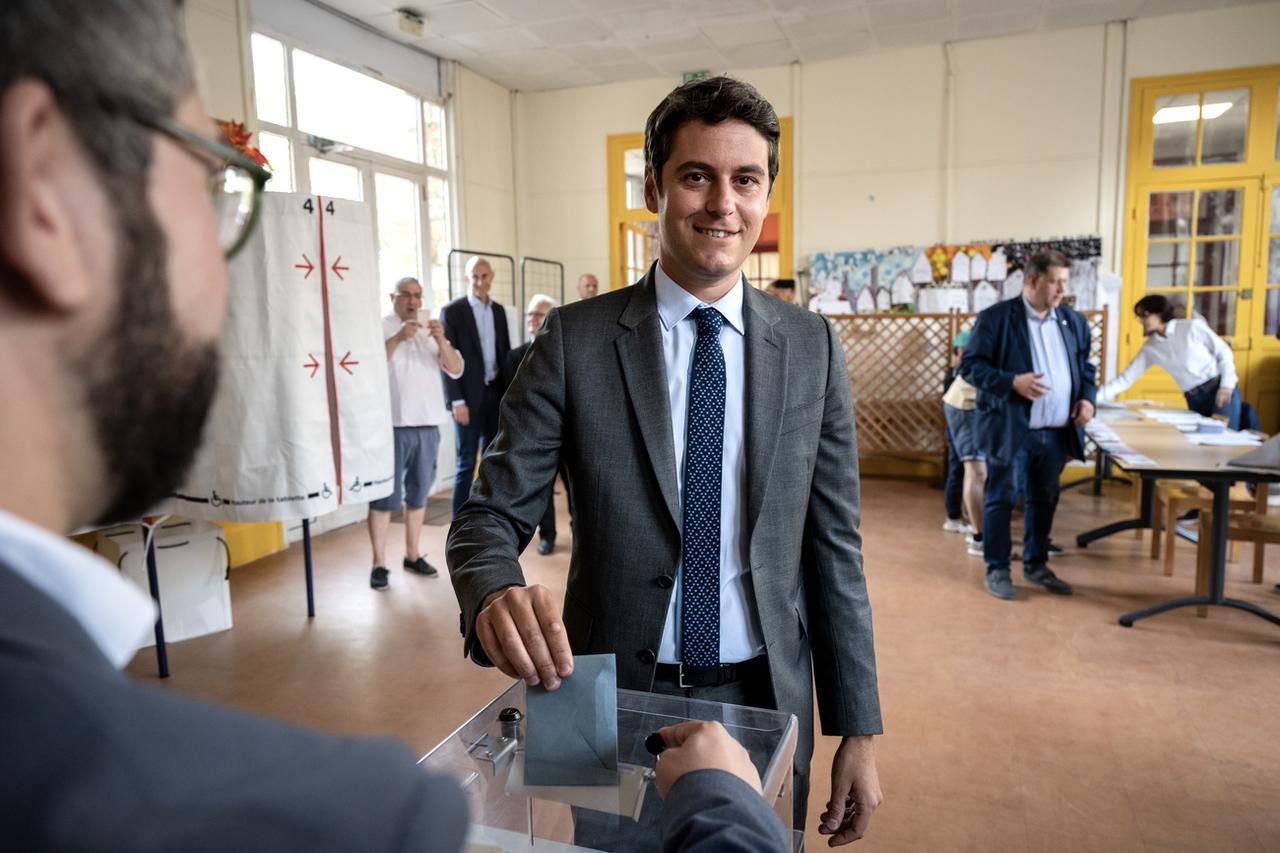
left=178, top=193, right=394, bottom=523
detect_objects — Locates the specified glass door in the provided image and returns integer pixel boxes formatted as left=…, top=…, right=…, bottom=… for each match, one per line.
left=1129, top=179, right=1261, bottom=402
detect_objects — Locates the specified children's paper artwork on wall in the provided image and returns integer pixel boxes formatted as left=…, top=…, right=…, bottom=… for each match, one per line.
left=807, top=235, right=1102, bottom=315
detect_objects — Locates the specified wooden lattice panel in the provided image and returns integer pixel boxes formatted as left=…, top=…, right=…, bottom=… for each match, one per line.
left=828, top=314, right=954, bottom=457
left=827, top=309, right=1108, bottom=459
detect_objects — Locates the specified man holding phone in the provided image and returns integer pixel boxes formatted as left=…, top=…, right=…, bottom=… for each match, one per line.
left=960, top=251, right=1096, bottom=601
left=367, top=276, right=463, bottom=590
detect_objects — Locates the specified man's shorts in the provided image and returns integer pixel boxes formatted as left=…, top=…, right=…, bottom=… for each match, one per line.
left=371, top=425, right=440, bottom=511
left=944, top=404, right=986, bottom=462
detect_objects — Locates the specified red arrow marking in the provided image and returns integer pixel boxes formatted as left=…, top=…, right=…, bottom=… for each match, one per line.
left=338, top=352, right=359, bottom=375
left=295, top=254, right=315, bottom=279
left=303, top=353, right=320, bottom=378
left=330, top=256, right=349, bottom=280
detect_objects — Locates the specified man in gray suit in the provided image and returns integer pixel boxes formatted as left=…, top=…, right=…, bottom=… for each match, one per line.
left=0, top=4, right=788, bottom=849
left=449, top=76, right=883, bottom=845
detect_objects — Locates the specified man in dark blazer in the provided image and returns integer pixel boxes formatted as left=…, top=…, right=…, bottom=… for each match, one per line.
left=0, top=6, right=789, bottom=849
left=960, top=250, right=1097, bottom=600
left=440, top=255, right=512, bottom=516
left=448, top=76, right=883, bottom=846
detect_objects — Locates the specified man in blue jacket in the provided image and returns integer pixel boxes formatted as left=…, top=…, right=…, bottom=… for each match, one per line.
left=960, top=251, right=1096, bottom=600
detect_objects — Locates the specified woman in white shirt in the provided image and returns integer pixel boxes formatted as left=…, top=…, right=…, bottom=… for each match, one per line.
left=1100, top=294, right=1241, bottom=428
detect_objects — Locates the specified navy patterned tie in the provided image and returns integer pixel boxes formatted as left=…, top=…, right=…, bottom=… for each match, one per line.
left=681, top=306, right=725, bottom=669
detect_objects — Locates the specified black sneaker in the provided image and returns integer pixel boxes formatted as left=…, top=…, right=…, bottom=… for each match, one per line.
left=1024, top=564, right=1072, bottom=595
left=1047, top=541, right=1064, bottom=555
left=370, top=566, right=389, bottom=590
left=403, top=557, right=438, bottom=576
left=984, top=569, right=1016, bottom=600
left=537, top=538, right=555, bottom=556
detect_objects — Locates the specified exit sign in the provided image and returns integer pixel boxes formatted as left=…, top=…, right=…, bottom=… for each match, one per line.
left=682, top=70, right=710, bottom=83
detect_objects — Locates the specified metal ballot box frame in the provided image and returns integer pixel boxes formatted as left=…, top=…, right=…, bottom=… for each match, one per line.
left=420, top=682, right=802, bottom=852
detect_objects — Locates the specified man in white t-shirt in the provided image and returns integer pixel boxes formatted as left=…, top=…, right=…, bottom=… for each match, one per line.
left=368, top=277, right=464, bottom=591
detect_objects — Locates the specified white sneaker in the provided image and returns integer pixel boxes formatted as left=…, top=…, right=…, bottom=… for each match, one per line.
left=966, top=533, right=984, bottom=556
left=943, top=519, right=968, bottom=533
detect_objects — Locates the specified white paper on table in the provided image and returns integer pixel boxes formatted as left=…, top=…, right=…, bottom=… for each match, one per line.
left=951, top=251, right=971, bottom=284
left=1139, top=409, right=1203, bottom=424
left=1185, top=432, right=1263, bottom=447
left=875, top=288, right=892, bottom=311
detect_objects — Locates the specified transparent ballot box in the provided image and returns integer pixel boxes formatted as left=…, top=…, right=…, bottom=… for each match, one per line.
left=420, top=682, right=801, bottom=852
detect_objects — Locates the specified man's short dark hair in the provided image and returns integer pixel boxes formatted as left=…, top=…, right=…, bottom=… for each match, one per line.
left=769, top=279, right=795, bottom=291
left=644, top=76, right=779, bottom=191
left=0, top=0, right=194, bottom=187
left=1134, top=294, right=1178, bottom=323
left=1026, top=250, right=1070, bottom=279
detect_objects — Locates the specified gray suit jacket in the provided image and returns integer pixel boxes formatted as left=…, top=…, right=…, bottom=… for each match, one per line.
left=448, top=268, right=882, bottom=767
left=0, top=564, right=468, bottom=852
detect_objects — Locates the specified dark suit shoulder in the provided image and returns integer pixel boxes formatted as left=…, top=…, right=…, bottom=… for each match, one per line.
left=0, top=638, right=467, bottom=852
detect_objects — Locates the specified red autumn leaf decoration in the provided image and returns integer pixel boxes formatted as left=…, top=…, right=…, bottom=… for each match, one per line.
left=217, top=119, right=269, bottom=168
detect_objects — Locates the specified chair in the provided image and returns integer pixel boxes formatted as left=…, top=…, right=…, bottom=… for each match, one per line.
left=1195, top=510, right=1280, bottom=616
left=1151, top=481, right=1261, bottom=575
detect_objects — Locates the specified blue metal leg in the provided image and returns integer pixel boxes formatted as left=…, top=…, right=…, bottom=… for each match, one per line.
left=144, top=529, right=169, bottom=678
left=303, top=518, right=315, bottom=618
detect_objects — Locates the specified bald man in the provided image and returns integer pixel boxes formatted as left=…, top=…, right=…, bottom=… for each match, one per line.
left=577, top=273, right=599, bottom=300
left=440, top=257, right=511, bottom=516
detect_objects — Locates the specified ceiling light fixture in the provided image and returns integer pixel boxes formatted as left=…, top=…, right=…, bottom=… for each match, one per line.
left=1152, top=102, right=1232, bottom=125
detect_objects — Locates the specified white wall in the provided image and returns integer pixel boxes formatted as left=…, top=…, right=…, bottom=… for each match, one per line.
left=185, top=0, right=251, bottom=123
left=454, top=66, right=518, bottom=257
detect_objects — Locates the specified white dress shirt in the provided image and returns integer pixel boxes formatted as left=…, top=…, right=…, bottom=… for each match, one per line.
left=467, top=293, right=499, bottom=385
left=382, top=314, right=464, bottom=428
left=0, top=508, right=155, bottom=669
left=653, top=264, right=766, bottom=665
left=1023, top=297, right=1073, bottom=429
left=1100, top=318, right=1238, bottom=399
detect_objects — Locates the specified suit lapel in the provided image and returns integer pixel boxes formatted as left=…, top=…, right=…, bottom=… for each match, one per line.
left=744, top=286, right=786, bottom=536
left=615, top=272, right=681, bottom=531
left=1008, top=298, right=1033, bottom=373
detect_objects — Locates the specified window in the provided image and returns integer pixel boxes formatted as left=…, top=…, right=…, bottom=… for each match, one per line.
left=257, top=131, right=293, bottom=193
left=250, top=32, right=453, bottom=301
left=292, top=50, right=421, bottom=164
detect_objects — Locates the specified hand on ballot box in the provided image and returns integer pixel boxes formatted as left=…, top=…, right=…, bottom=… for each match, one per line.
left=652, top=721, right=763, bottom=798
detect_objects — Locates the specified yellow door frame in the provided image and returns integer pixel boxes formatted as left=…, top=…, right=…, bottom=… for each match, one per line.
left=606, top=117, right=794, bottom=291
left=1121, top=64, right=1280, bottom=429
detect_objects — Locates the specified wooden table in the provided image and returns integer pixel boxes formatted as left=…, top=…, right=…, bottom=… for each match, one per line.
left=1077, top=420, right=1280, bottom=628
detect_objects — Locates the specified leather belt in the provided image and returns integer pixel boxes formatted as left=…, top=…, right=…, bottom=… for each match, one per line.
left=653, top=655, right=769, bottom=689
left=1186, top=376, right=1220, bottom=396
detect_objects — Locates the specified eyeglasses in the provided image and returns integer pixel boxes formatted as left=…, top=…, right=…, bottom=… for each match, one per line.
left=145, top=114, right=271, bottom=258
left=119, top=106, right=271, bottom=259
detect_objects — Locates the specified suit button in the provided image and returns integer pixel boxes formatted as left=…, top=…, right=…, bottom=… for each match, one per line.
left=655, top=575, right=674, bottom=589
left=638, top=649, right=656, bottom=664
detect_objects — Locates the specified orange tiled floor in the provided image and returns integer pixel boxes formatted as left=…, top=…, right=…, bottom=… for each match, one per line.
left=126, top=478, right=1280, bottom=852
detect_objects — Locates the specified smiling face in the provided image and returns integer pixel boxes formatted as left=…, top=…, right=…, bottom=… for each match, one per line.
left=644, top=119, right=769, bottom=301
left=468, top=259, right=493, bottom=302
